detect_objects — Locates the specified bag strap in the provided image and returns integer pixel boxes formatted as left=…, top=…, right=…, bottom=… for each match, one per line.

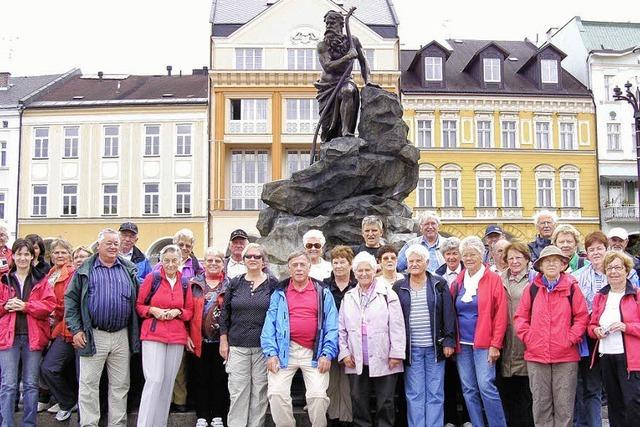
left=144, top=271, right=162, bottom=306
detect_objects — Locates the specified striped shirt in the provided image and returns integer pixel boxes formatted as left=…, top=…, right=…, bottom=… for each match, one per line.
left=88, top=257, right=132, bottom=332
left=409, top=286, right=433, bottom=347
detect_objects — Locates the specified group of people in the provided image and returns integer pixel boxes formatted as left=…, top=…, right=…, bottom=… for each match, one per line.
left=0, top=210, right=639, bottom=427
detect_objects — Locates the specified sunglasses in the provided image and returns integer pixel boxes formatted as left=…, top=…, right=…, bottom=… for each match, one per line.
left=305, top=243, right=322, bottom=249
left=244, top=254, right=263, bottom=260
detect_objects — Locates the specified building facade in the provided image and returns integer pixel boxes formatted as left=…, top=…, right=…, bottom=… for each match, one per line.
left=547, top=17, right=640, bottom=235
left=401, top=39, right=600, bottom=240
left=208, top=0, right=400, bottom=245
left=18, top=72, right=209, bottom=261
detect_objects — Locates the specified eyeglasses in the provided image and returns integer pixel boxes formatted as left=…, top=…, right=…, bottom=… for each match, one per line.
left=538, top=221, right=554, bottom=226
left=305, top=243, right=322, bottom=249
left=177, top=243, right=192, bottom=249
left=606, top=265, right=625, bottom=273
left=244, top=254, right=263, bottom=260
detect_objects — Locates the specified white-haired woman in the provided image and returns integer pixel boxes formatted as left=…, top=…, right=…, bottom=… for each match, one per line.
left=392, top=244, right=455, bottom=426
left=136, top=244, right=194, bottom=427
left=338, top=251, right=405, bottom=426
left=450, top=236, right=508, bottom=427
left=303, top=229, right=332, bottom=281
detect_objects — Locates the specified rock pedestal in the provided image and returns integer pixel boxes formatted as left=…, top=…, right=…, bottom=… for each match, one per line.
left=258, top=85, right=419, bottom=264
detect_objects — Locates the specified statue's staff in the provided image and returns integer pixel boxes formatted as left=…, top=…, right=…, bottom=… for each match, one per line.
left=310, top=7, right=356, bottom=164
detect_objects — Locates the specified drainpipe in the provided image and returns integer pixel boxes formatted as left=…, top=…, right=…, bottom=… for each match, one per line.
left=15, top=101, right=24, bottom=238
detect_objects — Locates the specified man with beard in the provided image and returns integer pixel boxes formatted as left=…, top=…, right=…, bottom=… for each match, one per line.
left=315, top=10, right=371, bottom=142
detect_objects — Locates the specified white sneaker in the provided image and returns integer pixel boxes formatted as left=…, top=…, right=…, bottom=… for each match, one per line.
left=55, top=409, right=72, bottom=422
left=462, top=423, right=473, bottom=427
left=37, top=402, right=50, bottom=412
left=196, top=418, right=208, bottom=427
left=47, top=403, right=61, bottom=413
left=444, top=424, right=456, bottom=427
left=211, top=417, right=224, bottom=427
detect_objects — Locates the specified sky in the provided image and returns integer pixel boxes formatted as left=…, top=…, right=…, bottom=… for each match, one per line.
left=2, top=0, right=640, bottom=76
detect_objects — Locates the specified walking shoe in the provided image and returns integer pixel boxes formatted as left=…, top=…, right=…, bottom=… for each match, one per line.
left=47, top=403, right=61, bottom=413
left=195, top=418, right=208, bottom=427
left=37, top=401, right=50, bottom=412
left=55, top=404, right=78, bottom=422
left=211, top=417, right=224, bottom=427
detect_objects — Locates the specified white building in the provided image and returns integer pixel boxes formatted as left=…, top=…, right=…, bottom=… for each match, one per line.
left=546, top=17, right=640, bottom=235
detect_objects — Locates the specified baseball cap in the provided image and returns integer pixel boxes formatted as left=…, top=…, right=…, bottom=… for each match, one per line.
left=119, top=222, right=139, bottom=234
left=229, top=229, right=249, bottom=241
left=484, top=225, right=503, bottom=237
left=607, top=227, right=629, bottom=241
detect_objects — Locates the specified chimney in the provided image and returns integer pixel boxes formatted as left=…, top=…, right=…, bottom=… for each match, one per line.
left=167, top=65, right=172, bottom=76
left=546, top=27, right=559, bottom=41
left=0, top=72, right=10, bottom=89
left=98, top=71, right=103, bottom=79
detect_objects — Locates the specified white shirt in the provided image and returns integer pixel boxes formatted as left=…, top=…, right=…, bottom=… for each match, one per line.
left=226, top=257, right=247, bottom=279
left=167, top=275, right=177, bottom=290
left=309, top=259, right=332, bottom=281
left=445, top=265, right=462, bottom=287
left=121, top=250, right=133, bottom=261
left=377, top=272, right=404, bottom=288
left=599, top=291, right=625, bottom=354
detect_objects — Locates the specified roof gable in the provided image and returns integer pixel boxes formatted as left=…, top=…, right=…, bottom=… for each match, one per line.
left=518, top=43, right=566, bottom=72
left=407, top=40, right=452, bottom=71
left=462, top=41, right=510, bottom=72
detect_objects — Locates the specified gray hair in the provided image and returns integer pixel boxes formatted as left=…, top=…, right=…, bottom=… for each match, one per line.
left=173, top=228, right=195, bottom=245
left=302, top=229, right=326, bottom=246
left=160, top=244, right=181, bottom=261
left=203, top=247, right=225, bottom=260
left=288, top=250, right=311, bottom=264
left=361, top=215, right=383, bottom=231
left=50, top=238, right=73, bottom=254
left=440, top=237, right=461, bottom=255
left=352, top=251, right=378, bottom=272
left=97, top=228, right=119, bottom=243
left=459, top=236, right=486, bottom=258
left=533, top=210, right=558, bottom=225
left=405, top=244, right=430, bottom=262
left=418, top=211, right=440, bottom=226
left=242, top=243, right=268, bottom=260
left=0, top=222, right=8, bottom=235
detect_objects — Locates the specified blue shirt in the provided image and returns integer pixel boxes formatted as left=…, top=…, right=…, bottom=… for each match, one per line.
left=542, top=276, right=559, bottom=292
left=88, top=257, right=132, bottom=332
left=455, top=286, right=478, bottom=345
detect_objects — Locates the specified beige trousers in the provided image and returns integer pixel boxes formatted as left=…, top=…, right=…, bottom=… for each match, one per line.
left=327, top=360, right=352, bottom=421
left=527, top=361, right=578, bottom=427
left=226, top=346, right=269, bottom=427
left=171, top=352, right=188, bottom=405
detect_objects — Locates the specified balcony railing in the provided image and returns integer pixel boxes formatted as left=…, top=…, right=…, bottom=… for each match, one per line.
left=603, top=204, right=640, bottom=222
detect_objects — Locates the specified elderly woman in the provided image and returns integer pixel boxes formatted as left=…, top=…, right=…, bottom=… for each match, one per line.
left=514, top=245, right=589, bottom=427
left=24, top=234, right=51, bottom=278
left=498, top=241, right=534, bottom=427
left=188, top=247, right=230, bottom=427
left=71, top=246, right=92, bottom=269
left=435, top=237, right=463, bottom=287
left=393, top=244, right=455, bottom=426
left=0, top=238, right=56, bottom=427
left=220, top=243, right=277, bottom=427
left=588, top=251, right=640, bottom=427
left=40, top=239, right=78, bottom=422
left=136, top=244, right=194, bottom=427
left=450, top=236, right=507, bottom=427
left=323, top=245, right=357, bottom=425
left=304, top=229, right=332, bottom=281
left=552, top=224, right=588, bottom=274
left=376, top=245, right=404, bottom=288
left=339, top=251, right=405, bottom=427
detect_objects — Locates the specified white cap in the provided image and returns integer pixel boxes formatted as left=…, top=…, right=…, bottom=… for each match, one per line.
left=607, top=227, right=629, bottom=240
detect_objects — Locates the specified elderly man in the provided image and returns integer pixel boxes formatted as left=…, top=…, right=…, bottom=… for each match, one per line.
left=352, top=215, right=384, bottom=257
left=483, top=225, right=504, bottom=265
left=304, top=229, right=332, bottom=281
left=607, top=227, right=640, bottom=285
left=261, top=250, right=338, bottom=427
left=528, top=210, right=557, bottom=263
left=225, top=229, right=249, bottom=279
left=118, top=222, right=151, bottom=283
left=397, top=212, right=445, bottom=273
left=65, top=228, right=140, bottom=427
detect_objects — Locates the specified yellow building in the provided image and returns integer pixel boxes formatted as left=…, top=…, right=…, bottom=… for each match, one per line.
left=18, top=72, right=209, bottom=261
left=208, top=0, right=401, bottom=245
left=401, top=40, right=600, bottom=240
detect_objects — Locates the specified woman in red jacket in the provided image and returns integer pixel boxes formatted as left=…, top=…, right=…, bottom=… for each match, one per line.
left=0, top=238, right=56, bottom=427
left=514, top=245, right=589, bottom=427
left=136, top=244, right=194, bottom=427
left=588, top=250, right=640, bottom=427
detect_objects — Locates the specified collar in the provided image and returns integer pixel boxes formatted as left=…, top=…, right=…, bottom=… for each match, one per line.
left=421, top=235, right=440, bottom=249
left=94, top=256, right=122, bottom=268
left=288, top=278, right=313, bottom=293
left=447, top=264, right=461, bottom=275
left=228, top=257, right=243, bottom=266
left=506, top=268, right=528, bottom=283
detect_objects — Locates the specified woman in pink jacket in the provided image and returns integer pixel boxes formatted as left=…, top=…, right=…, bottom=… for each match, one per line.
left=338, top=251, right=406, bottom=427
left=0, top=238, right=56, bottom=427
left=136, top=244, right=194, bottom=427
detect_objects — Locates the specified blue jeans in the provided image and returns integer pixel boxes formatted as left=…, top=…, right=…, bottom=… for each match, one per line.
left=456, top=345, right=506, bottom=427
left=0, top=335, right=43, bottom=427
left=405, top=346, right=445, bottom=427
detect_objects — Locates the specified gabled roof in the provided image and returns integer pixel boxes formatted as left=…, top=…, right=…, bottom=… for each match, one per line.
left=0, top=70, right=76, bottom=108
left=578, top=18, right=640, bottom=52
left=210, top=0, right=399, bottom=38
left=406, top=40, right=452, bottom=71
left=461, top=41, right=510, bottom=72
left=517, top=43, right=566, bottom=73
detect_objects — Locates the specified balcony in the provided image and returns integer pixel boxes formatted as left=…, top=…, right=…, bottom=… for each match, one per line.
left=603, top=204, right=640, bottom=222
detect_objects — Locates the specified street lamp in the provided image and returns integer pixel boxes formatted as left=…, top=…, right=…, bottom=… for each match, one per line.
left=613, top=82, right=640, bottom=218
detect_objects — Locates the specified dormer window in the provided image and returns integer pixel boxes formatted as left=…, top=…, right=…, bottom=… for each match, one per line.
left=483, top=58, right=501, bottom=82
left=425, top=56, right=443, bottom=81
left=541, top=59, right=558, bottom=83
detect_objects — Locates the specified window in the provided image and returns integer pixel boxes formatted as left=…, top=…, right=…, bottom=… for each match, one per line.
left=483, top=58, right=501, bottom=82
left=144, top=125, right=160, bottom=156
left=424, top=57, right=443, bottom=81
left=0, top=192, right=5, bottom=219
left=102, top=184, right=118, bottom=215
left=229, top=99, right=268, bottom=133
left=607, top=123, right=621, bottom=151
left=287, top=48, right=319, bottom=70
left=503, top=178, right=519, bottom=207
left=62, top=184, right=77, bottom=216
left=176, top=124, right=192, bottom=156
left=353, top=49, right=375, bottom=71
left=416, top=120, right=432, bottom=148
left=478, top=178, right=494, bottom=207
left=442, top=120, right=457, bottom=148
left=537, top=178, right=553, bottom=207
left=32, top=185, right=47, bottom=216
left=0, top=141, right=6, bottom=167
left=501, top=120, right=517, bottom=148
left=443, top=178, right=459, bottom=207
left=535, top=122, right=551, bottom=149
left=103, top=126, right=119, bottom=157
left=285, top=99, right=319, bottom=133
left=286, top=150, right=310, bottom=178
left=541, top=59, right=558, bottom=83
left=230, top=150, right=268, bottom=210
left=417, top=178, right=434, bottom=208
left=562, top=178, right=577, bottom=208
left=477, top=120, right=492, bottom=148
left=176, top=183, right=191, bottom=215
left=560, top=122, right=575, bottom=150
left=604, top=75, right=614, bottom=102
left=144, top=183, right=159, bottom=215
left=33, top=128, right=49, bottom=159
left=63, top=127, right=79, bottom=158
left=235, top=48, right=263, bottom=70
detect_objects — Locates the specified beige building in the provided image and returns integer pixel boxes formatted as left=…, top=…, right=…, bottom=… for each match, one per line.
left=18, top=71, right=209, bottom=261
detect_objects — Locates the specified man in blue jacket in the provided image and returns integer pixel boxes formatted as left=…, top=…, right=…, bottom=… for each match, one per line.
left=261, top=250, right=338, bottom=427
left=118, top=222, right=152, bottom=284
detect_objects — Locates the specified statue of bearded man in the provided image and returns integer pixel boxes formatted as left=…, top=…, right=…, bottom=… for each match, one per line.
left=315, top=10, right=371, bottom=142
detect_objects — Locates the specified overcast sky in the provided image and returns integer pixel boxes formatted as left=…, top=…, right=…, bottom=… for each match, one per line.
left=2, top=0, right=639, bottom=76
